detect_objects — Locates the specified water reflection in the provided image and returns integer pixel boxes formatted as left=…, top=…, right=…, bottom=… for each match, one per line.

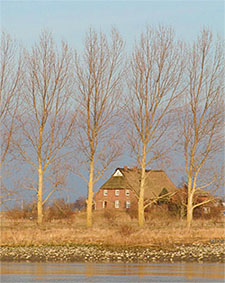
left=1, top=262, right=224, bottom=282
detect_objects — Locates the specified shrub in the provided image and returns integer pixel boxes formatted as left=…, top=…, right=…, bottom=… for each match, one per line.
left=145, top=204, right=171, bottom=221
left=5, top=201, right=37, bottom=220
left=73, top=197, right=86, bottom=211
left=126, top=205, right=138, bottom=219
left=118, top=223, right=137, bottom=237
left=194, top=202, right=224, bottom=220
left=44, top=199, right=75, bottom=221
left=168, top=202, right=186, bottom=218
left=103, top=209, right=115, bottom=222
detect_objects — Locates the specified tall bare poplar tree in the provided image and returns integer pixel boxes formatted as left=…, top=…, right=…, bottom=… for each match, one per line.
left=0, top=32, right=23, bottom=205
left=0, top=32, right=22, bottom=167
left=15, top=32, right=76, bottom=224
left=126, top=26, right=184, bottom=226
left=73, top=28, right=124, bottom=227
left=179, top=29, right=224, bottom=229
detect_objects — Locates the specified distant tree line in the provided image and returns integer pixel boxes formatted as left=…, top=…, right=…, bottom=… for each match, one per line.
left=0, top=26, right=224, bottom=229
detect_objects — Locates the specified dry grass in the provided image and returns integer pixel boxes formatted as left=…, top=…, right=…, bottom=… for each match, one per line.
left=0, top=211, right=224, bottom=247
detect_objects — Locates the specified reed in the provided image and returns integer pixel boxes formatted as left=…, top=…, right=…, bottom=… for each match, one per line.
left=1, top=211, right=224, bottom=247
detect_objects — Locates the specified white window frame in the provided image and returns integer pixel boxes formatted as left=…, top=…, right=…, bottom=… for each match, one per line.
left=115, top=190, right=120, bottom=196
left=125, top=201, right=130, bottom=209
left=203, top=207, right=210, bottom=214
left=115, top=200, right=120, bottom=208
left=103, top=190, right=108, bottom=196
left=125, top=190, right=130, bottom=197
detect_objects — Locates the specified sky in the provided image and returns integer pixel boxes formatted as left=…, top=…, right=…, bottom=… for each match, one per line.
left=1, top=1, right=224, bottom=51
left=1, top=0, right=224, bottom=202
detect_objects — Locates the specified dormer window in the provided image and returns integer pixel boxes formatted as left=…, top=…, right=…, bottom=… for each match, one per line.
left=103, top=190, right=108, bottom=196
left=115, top=190, right=119, bottom=196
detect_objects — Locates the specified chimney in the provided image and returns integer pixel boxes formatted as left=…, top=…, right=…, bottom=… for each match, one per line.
left=124, top=166, right=128, bottom=170
left=133, top=166, right=137, bottom=170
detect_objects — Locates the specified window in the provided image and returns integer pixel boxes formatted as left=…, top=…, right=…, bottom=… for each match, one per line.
left=103, top=190, right=108, bottom=196
left=115, top=190, right=119, bottom=196
left=115, top=200, right=120, bottom=208
left=203, top=207, right=210, bottom=214
left=125, top=190, right=130, bottom=196
left=125, top=201, right=130, bottom=209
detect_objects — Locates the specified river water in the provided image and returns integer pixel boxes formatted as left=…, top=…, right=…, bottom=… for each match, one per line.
left=0, top=262, right=224, bottom=282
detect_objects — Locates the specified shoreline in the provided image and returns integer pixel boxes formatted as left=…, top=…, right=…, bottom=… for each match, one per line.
left=1, top=242, right=224, bottom=263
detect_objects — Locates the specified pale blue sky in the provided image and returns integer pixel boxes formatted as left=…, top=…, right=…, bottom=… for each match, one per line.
left=1, top=1, right=224, bottom=50
left=1, top=1, right=224, bottom=200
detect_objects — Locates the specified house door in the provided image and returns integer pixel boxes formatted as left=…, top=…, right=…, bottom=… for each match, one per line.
left=103, top=201, right=107, bottom=209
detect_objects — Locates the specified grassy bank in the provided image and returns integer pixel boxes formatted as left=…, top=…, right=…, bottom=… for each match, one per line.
left=1, top=211, right=224, bottom=248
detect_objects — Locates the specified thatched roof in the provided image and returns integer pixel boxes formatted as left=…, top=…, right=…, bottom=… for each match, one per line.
left=100, top=167, right=177, bottom=199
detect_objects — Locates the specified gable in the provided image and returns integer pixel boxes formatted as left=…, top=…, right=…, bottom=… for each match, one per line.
left=113, top=169, right=123, bottom=177
left=100, top=169, right=126, bottom=189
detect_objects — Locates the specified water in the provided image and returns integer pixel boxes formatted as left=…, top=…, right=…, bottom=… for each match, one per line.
left=0, top=262, right=224, bottom=282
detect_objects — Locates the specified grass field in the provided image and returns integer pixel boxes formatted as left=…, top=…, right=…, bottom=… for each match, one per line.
left=1, top=210, right=224, bottom=247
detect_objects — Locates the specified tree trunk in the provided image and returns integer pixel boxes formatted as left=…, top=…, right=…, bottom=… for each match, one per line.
left=187, top=184, right=194, bottom=230
left=138, top=195, right=145, bottom=227
left=87, top=160, right=94, bottom=227
left=180, top=204, right=185, bottom=219
left=37, top=168, right=43, bottom=225
left=187, top=202, right=193, bottom=230
left=138, top=146, right=146, bottom=227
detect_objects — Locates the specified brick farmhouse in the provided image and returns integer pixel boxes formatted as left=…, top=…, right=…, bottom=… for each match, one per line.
left=93, top=167, right=177, bottom=210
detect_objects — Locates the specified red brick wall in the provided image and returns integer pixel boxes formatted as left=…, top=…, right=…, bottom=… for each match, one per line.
left=94, top=188, right=136, bottom=210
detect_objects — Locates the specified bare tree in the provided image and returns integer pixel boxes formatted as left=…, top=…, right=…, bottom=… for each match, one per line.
left=73, top=28, right=124, bottom=227
left=14, top=31, right=76, bottom=224
left=125, top=26, right=185, bottom=226
left=0, top=32, right=23, bottom=205
left=178, top=29, right=224, bottom=229
left=0, top=32, right=22, bottom=166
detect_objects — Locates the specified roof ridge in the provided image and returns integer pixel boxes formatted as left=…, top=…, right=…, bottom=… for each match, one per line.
left=117, top=167, right=164, bottom=172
